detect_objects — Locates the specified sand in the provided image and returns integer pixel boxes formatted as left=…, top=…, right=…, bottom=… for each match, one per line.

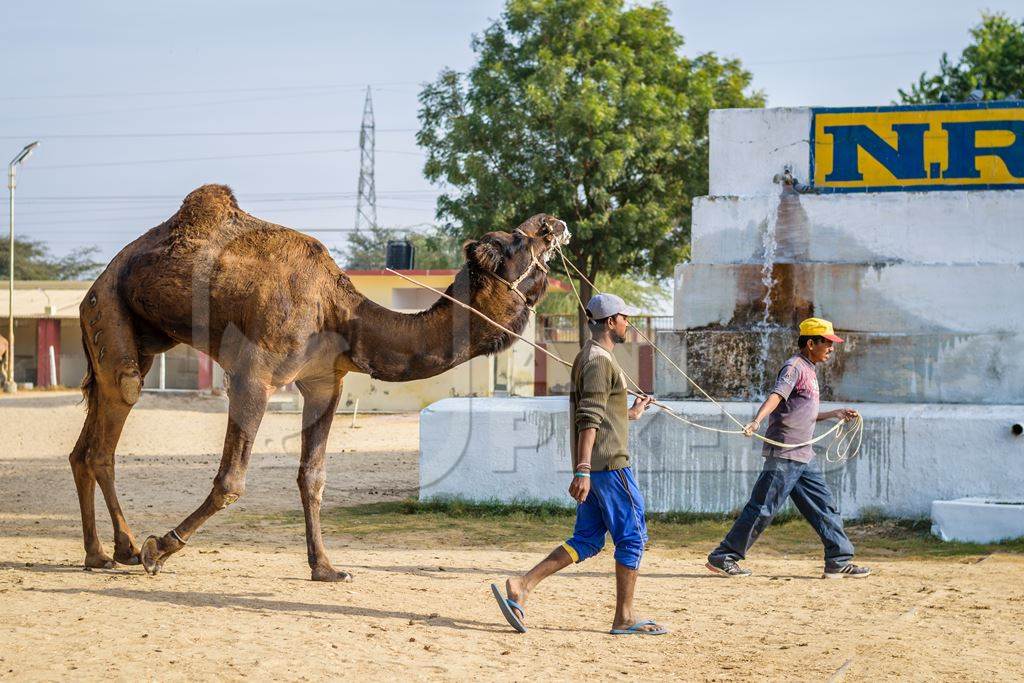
left=1, top=392, right=1022, bottom=681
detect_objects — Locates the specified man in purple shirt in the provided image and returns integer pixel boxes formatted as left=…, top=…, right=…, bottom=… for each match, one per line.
left=706, top=318, right=871, bottom=579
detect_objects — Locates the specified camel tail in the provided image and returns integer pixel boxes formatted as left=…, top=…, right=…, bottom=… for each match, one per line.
left=79, top=279, right=143, bottom=407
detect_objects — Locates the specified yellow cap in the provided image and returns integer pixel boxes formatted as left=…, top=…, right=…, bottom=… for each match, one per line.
left=799, top=317, right=844, bottom=342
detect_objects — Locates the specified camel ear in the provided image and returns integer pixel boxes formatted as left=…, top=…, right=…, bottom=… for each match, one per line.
left=464, top=239, right=502, bottom=272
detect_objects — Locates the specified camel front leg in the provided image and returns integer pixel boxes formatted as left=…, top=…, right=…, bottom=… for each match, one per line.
left=140, top=379, right=269, bottom=575
left=296, top=376, right=349, bottom=582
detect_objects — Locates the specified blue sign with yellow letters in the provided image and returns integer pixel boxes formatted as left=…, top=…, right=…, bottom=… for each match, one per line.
left=811, top=102, right=1024, bottom=192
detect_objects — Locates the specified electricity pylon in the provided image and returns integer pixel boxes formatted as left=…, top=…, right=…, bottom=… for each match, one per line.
left=354, top=86, right=378, bottom=232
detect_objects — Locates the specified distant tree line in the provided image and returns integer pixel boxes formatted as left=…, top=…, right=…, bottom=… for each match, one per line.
left=0, top=236, right=102, bottom=280
left=339, top=225, right=462, bottom=270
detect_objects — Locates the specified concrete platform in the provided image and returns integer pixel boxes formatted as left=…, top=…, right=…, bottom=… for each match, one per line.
left=420, top=397, right=1024, bottom=518
left=931, top=497, right=1024, bottom=543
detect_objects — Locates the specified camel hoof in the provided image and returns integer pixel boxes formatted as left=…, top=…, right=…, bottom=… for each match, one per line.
left=140, top=536, right=163, bottom=576
left=114, top=545, right=141, bottom=566
left=116, top=553, right=141, bottom=566
left=311, top=567, right=354, bottom=583
left=84, top=554, right=115, bottom=570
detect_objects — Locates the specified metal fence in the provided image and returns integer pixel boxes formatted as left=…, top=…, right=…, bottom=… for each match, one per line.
left=537, top=314, right=673, bottom=344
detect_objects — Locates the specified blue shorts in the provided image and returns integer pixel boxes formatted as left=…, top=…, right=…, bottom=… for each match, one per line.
left=563, top=467, right=648, bottom=570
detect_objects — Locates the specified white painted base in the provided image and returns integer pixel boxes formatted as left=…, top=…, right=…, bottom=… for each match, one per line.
left=420, top=398, right=1024, bottom=518
left=931, top=498, right=1024, bottom=543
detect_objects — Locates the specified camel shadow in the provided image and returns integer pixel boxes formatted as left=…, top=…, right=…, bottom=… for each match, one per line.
left=0, top=561, right=108, bottom=575
left=34, top=585, right=528, bottom=634
left=0, top=562, right=821, bottom=583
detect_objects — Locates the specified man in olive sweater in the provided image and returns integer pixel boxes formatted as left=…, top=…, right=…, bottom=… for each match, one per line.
left=491, top=294, right=666, bottom=635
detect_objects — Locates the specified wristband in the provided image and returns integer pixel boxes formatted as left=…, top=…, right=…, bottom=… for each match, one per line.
left=573, top=472, right=591, bottom=479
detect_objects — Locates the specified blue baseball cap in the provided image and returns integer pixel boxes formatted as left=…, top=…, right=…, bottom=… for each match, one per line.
left=586, top=293, right=640, bottom=320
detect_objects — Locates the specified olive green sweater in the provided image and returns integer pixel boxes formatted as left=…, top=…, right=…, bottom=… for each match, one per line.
left=570, top=339, right=630, bottom=471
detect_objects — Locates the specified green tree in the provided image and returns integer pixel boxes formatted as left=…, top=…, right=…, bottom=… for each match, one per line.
left=899, top=12, right=1024, bottom=104
left=339, top=226, right=462, bottom=270
left=0, top=235, right=102, bottom=280
left=417, top=0, right=762, bottom=337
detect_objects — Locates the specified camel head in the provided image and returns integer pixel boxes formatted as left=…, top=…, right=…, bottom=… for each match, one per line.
left=463, top=214, right=570, bottom=309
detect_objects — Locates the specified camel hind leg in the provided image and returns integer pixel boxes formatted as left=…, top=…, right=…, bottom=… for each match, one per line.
left=72, top=281, right=148, bottom=568
left=71, top=390, right=139, bottom=567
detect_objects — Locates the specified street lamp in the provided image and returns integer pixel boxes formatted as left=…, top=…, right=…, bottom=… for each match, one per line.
left=6, top=141, right=40, bottom=392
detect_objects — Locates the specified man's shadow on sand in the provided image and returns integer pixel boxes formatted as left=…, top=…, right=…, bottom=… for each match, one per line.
left=35, top=584, right=514, bottom=633
left=32, top=583, right=617, bottom=634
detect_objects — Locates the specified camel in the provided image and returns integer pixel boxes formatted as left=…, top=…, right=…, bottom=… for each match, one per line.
left=71, top=184, right=568, bottom=581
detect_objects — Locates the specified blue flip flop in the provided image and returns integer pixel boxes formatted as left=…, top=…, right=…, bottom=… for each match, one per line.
left=490, top=583, right=527, bottom=633
left=610, top=619, right=668, bottom=635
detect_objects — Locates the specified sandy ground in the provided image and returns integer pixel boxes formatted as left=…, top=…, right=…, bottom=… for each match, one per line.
left=2, top=391, right=1023, bottom=681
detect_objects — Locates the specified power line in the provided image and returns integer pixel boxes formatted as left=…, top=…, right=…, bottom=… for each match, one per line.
left=18, top=189, right=440, bottom=202
left=746, top=49, right=937, bottom=67
left=28, top=147, right=425, bottom=171
left=33, top=146, right=423, bottom=167
left=18, top=196, right=438, bottom=216
left=1, top=88, right=412, bottom=123
left=0, top=128, right=416, bottom=140
left=0, top=81, right=421, bottom=102
left=14, top=204, right=431, bottom=227
left=31, top=147, right=359, bottom=169
left=18, top=197, right=437, bottom=218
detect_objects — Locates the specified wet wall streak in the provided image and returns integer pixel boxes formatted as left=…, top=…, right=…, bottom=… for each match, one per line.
left=771, top=187, right=812, bottom=261
left=828, top=416, right=899, bottom=512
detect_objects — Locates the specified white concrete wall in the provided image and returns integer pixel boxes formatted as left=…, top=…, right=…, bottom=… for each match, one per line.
left=691, top=192, right=1024, bottom=265
left=420, top=397, right=1024, bottom=518
left=932, top=498, right=1024, bottom=543
left=674, top=263, right=1024, bottom=334
left=709, top=108, right=811, bottom=197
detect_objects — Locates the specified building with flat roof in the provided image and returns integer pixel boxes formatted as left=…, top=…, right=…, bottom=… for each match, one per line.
left=1, top=270, right=543, bottom=409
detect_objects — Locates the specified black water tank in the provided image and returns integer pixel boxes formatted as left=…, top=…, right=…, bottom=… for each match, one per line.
left=385, top=240, right=415, bottom=270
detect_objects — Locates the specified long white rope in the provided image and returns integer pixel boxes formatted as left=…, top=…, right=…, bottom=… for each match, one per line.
left=554, top=248, right=864, bottom=460
left=387, top=255, right=863, bottom=461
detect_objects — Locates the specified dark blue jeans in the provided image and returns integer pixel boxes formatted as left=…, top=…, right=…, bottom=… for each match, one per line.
left=709, top=456, right=854, bottom=568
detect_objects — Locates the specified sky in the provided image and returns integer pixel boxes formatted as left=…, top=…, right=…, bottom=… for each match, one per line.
left=2, top=0, right=1021, bottom=262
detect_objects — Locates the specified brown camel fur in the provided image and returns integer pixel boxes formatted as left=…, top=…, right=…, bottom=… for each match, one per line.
left=71, top=184, right=568, bottom=581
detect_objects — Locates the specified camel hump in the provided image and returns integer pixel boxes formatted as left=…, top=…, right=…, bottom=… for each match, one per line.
left=175, top=184, right=240, bottom=230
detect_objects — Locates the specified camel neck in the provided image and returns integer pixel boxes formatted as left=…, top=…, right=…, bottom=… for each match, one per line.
left=337, top=268, right=529, bottom=382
